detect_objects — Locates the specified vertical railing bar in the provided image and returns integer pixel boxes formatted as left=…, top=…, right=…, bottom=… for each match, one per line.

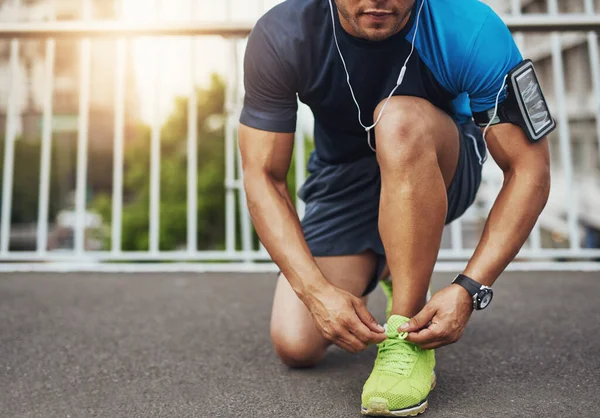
left=0, top=0, right=21, bottom=255
left=258, top=241, right=268, bottom=255
left=149, top=0, right=162, bottom=254
left=258, top=0, right=266, bottom=18
left=224, top=84, right=237, bottom=252
left=511, top=0, right=525, bottom=51
left=225, top=114, right=236, bottom=253
left=549, top=0, right=580, bottom=250
left=187, top=2, right=198, bottom=254
left=74, top=0, right=92, bottom=254
left=294, top=127, right=306, bottom=219
left=111, top=38, right=126, bottom=254
left=236, top=146, right=253, bottom=256
left=225, top=0, right=236, bottom=253
left=450, top=219, right=463, bottom=253
left=37, top=35, right=55, bottom=255
left=529, top=215, right=543, bottom=251
left=187, top=63, right=198, bottom=253
left=583, top=0, right=600, bottom=176
left=148, top=97, right=161, bottom=254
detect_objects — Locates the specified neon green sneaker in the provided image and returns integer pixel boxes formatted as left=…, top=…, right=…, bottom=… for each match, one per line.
left=379, top=279, right=432, bottom=320
left=361, top=315, right=436, bottom=417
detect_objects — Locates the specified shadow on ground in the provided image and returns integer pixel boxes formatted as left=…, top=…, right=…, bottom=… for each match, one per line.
left=0, top=271, right=599, bottom=417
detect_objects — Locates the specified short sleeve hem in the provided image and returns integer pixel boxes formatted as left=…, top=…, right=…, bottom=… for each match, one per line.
left=240, top=107, right=297, bottom=133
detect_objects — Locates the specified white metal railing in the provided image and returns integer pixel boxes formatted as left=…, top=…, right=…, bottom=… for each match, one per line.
left=0, top=0, right=599, bottom=272
left=0, top=16, right=599, bottom=37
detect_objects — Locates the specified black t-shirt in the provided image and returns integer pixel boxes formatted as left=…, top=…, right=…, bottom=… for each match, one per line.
left=240, top=0, right=522, bottom=164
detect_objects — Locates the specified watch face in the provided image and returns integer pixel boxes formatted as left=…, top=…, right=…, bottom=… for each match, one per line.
left=479, top=291, right=493, bottom=310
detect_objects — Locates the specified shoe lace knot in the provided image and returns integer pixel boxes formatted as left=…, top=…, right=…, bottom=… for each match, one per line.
left=376, top=326, right=419, bottom=376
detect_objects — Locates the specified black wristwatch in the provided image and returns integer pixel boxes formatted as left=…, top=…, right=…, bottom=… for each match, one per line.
left=452, top=274, right=494, bottom=311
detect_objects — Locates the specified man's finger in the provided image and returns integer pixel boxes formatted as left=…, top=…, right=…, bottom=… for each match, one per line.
left=338, top=330, right=368, bottom=352
left=352, top=299, right=385, bottom=333
left=399, top=305, right=436, bottom=333
left=348, top=318, right=387, bottom=344
left=327, top=328, right=355, bottom=352
left=420, top=341, right=443, bottom=350
left=336, top=340, right=357, bottom=353
left=368, top=331, right=388, bottom=344
left=405, top=327, right=439, bottom=345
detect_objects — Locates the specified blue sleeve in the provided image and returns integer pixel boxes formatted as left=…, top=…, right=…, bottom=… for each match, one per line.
left=240, top=22, right=298, bottom=133
left=461, top=9, right=523, bottom=113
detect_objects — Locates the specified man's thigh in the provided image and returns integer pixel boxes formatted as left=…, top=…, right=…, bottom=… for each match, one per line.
left=377, top=96, right=484, bottom=224
left=270, top=252, right=378, bottom=348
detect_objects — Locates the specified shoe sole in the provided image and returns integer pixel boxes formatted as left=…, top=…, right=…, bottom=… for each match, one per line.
left=361, top=372, right=436, bottom=417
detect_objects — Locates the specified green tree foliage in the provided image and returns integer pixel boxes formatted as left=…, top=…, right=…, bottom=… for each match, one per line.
left=0, top=135, right=65, bottom=224
left=93, top=75, right=227, bottom=251
left=93, top=73, right=315, bottom=252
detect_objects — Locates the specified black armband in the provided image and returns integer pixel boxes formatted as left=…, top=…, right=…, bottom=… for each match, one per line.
left=473, top=59, right=556, bottom=143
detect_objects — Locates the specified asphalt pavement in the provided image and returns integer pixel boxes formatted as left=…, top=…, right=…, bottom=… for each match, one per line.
left=1, top=271, right=599, bottom=418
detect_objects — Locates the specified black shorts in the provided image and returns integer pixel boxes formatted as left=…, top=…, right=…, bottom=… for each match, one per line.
left=297, top=120, right=485, bottom=296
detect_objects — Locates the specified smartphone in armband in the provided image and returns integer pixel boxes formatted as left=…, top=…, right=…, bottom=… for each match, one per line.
left=473, top=59, right=556, bottom=143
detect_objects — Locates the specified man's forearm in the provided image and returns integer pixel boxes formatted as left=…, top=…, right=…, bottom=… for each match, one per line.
left=462, top=168, right=550, bottom=286
left=245, top=173, right=329, bottom=298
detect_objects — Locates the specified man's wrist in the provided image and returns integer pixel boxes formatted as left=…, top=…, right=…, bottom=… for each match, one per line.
left=453, top=273, right=496, bottom=311
left=293, top=274, right=332, bottom=302
left=451, top=282, right=474, bottom=307
left=461, top=267, right=496, bottom=287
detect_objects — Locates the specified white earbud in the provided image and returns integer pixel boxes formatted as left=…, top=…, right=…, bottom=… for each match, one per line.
left=328, top=0, right=427, bottom=152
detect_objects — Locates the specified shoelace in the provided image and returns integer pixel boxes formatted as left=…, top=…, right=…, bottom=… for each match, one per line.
left=376, top=327, right=419, bottom=376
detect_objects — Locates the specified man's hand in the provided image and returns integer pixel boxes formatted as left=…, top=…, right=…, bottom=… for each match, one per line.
left=399, top=284, right=474, bottom=350
left=304, top=285, right=387, bottom=353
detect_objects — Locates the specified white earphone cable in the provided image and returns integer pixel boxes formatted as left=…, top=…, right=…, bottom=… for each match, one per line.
left=328, top=0, right=426, bottom=152
left=483, top=75, right=508, bottom=142
left=329, top=0, right=501, bottom=160
left=477, top=74, right=508, bottom=164
left=328, top=0, right=368, bottom=130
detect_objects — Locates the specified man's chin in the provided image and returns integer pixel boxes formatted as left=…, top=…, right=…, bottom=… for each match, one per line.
left=359, top=28, right=397, bottom=42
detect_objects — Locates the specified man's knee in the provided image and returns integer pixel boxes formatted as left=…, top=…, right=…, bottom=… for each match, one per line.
left=271, top=328, right=326, bottom=368
left=373, top=97, right=438, bottom=168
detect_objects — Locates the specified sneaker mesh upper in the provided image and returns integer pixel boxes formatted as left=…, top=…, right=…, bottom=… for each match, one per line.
left=361, top=315, right=436, bottom=411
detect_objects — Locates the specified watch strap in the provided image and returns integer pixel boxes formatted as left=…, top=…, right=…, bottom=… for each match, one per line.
left=453, top=274, right=482, bottom=296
